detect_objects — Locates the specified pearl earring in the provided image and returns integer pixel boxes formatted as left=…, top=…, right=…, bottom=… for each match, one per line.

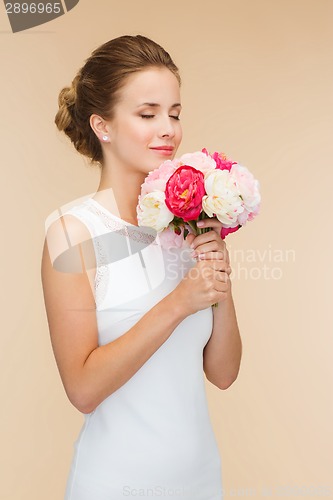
left=102, top=135, right=109, bottom=141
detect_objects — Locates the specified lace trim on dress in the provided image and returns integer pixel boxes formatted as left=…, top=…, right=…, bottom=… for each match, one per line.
left=93, top=237, right=110, bottom=309
left=86, top=202, right=157, bottom=246
left=85, top=202, right=158, bottom=309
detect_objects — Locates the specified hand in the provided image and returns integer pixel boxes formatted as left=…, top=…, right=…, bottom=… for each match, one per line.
left=186, top=217, right=232, bottom=300
left=171, top=217, right=233, bottom=314
left=186, top=217, right=231, bottom=271
left=172, top=257, right=230, bottom=315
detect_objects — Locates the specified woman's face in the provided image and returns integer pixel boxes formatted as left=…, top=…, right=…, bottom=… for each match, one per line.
left=106, top=67, right=182, bottom=176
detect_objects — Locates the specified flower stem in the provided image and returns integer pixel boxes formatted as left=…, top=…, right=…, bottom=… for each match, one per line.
left=187, top=220, right=199, bottom=235
left=187, top=215, right=218, bottom=307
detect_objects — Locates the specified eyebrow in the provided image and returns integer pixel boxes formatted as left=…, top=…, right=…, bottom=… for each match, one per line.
left=137, top=102, right=182, bottom=109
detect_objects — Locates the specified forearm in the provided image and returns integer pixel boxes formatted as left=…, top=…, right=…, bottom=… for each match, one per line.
left=203, top=282, right=242, bottom=389
left=76, top=292, right=188, bottom=413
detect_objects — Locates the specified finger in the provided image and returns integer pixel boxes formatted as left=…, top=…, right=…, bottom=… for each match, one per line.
left=198, top=219, right=225, bottom=239
left=215, top=270, right=231, bottom=282
left=196, top=251, right=227, bottom=261
left=192, top=245, right=221, bottom=257
left=189, top=230, right=221, bottom=249
left=196, top=250, right=230, bottom=266
left=192, top=244, right=221, bottom=257
left=220, top=265, right=231, bottom=276
left=214, top=265, right=231, bottom=278
left=198, top=258, right=231, bottom=275
left=197, top=218, right=221, bottom=229
left=218, top=266, right=231, bottom=280
left=186, top=233, right=196, bottom=247
left=213, top=276, right=230, bottom=291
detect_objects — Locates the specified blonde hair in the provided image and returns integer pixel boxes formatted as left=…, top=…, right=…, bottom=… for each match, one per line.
left=54, top=34, right=181, bottom=167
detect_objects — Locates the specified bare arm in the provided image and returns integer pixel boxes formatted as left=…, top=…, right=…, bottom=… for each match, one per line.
left=80, top=294, right=185, bottom=413
left=184, top=226, right=242, bottom=390
left=203, top=280, right=242, bottom=389
left=41, top=215, right=189, bottom=414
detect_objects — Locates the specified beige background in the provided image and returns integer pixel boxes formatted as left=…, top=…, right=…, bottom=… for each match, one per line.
left=1, top=0, right=332, bottom=499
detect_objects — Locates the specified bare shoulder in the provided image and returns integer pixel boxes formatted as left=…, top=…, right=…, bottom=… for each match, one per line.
left=43, top=212, right=95, bottom=269
left=41, top=213, right=98, bottom=410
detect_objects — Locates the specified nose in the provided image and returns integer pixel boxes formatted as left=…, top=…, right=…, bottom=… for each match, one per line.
left=158, top=114, right=177, bottom=138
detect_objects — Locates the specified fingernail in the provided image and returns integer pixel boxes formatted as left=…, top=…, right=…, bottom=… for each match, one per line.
left=197, top=221, right=204, bottom=227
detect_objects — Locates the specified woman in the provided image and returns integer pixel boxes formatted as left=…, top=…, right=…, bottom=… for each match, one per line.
left=41, top=34, right=242, bottom=500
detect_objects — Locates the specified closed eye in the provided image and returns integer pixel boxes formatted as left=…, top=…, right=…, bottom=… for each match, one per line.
left=141, top=115, right=180, bottom=120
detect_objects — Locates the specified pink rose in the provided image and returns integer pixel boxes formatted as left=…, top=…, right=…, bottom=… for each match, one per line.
left=202, top=148, right=237, bottom=171
left=230, top=164, right=261, bottom=213
left=179, top=151, right=216, bottom=174
left=157, top=224, right=186, bottom=249
left=141, top=159, right=181, bottom=196
left=165, top=166, right=205, bottom=221
left=220, top=224, right=241, bottom=240
left=238, top=203, right=261, bottom=225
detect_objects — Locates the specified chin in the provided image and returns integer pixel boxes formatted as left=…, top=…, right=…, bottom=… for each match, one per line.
left=146, top=162, right=162, bottom=172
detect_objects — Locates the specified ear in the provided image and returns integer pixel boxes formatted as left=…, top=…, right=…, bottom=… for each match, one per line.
left=90, top=114, right=111, bottom=141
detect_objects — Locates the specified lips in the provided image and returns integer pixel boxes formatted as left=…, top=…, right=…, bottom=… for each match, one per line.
left=150, top=146, right=174, bottom=151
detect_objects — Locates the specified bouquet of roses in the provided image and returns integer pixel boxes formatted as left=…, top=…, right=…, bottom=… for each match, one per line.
left=136, top=148, right=261, bottom=249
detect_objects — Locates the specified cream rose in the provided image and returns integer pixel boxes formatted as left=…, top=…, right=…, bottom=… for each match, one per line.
left=137, top=191, right=174, bottom=232
left=202, top=169, right=244, bottom=226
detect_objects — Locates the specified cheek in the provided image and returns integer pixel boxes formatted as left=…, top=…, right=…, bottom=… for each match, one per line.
left=127, top=120, right=153, bottom=143
left=176, top=126, right=183, bottom=145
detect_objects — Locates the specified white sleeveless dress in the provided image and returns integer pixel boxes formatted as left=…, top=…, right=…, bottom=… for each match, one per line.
left=59, top=196, right=223, bottom=500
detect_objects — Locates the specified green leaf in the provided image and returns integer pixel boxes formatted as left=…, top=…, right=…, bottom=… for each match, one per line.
left=173, top=216, right=183, bottom=223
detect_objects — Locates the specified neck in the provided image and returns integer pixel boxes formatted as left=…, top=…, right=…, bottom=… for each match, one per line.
left=95, top=165, right=146, bottom=226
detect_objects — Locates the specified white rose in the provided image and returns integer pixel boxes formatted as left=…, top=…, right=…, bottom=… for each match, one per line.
left=202, top=169, right=244, bottom=226
left=137, top=191, right=174, bottom=232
